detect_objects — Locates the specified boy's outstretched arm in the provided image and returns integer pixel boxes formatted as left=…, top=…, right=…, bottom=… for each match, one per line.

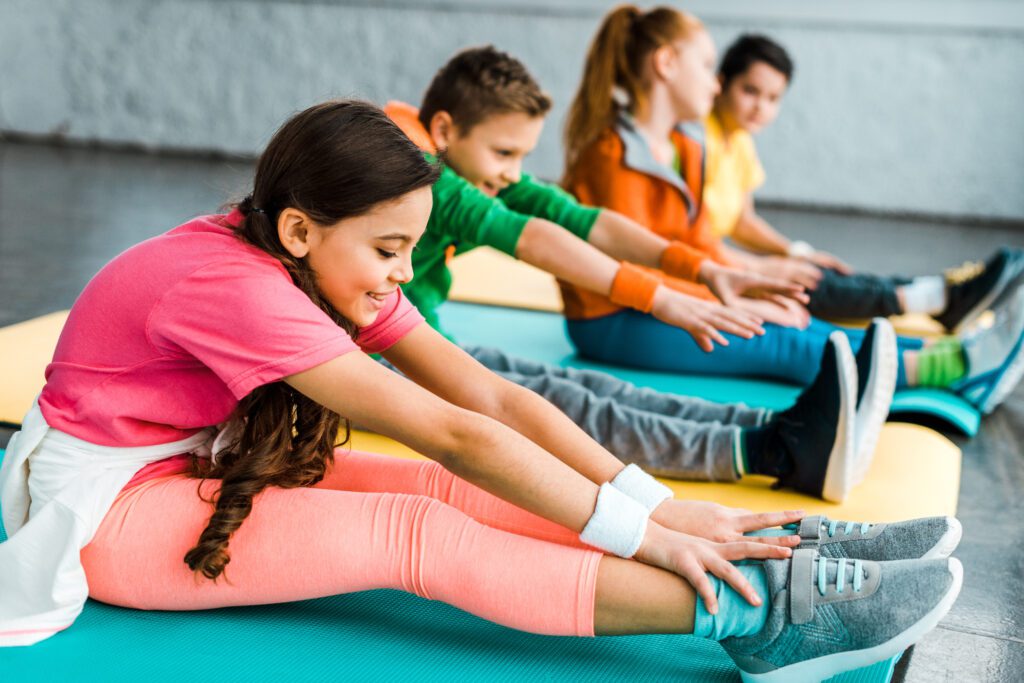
left=514, top=216, right=763, bottom=351
left=584, top=208, right=808, bottom=306
left=733, top=195, right=852, bottom=274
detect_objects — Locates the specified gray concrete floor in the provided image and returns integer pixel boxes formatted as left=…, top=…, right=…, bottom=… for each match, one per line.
left=1, top=141, right=1022, bottom=681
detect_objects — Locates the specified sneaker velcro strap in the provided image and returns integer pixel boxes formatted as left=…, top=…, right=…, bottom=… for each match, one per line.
left=789, top=548, right=817, bottom=625
left=798, top=516, right=823, bottom=542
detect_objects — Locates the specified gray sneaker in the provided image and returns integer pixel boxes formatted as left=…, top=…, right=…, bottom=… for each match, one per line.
left=721, top=549, right=963, bottom=683
left=789, top=515, right=962, bottom=561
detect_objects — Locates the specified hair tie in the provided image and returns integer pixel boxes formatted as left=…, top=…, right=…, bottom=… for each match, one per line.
left=611, top=84, right=631, bottom=108
left=242, top=194, right=267, bottom=216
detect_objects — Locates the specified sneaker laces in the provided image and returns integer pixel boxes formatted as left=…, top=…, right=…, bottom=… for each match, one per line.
left=944, top=260, right=985, bottom=286
left=825, top=519, right=871, bottom=538
left=817, top=556, right=865, bottom=595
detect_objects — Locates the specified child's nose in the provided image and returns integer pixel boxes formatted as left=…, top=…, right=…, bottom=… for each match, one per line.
left=392, top=257, right=413, bottom=284
left=502, top=161, right=522, bottom=185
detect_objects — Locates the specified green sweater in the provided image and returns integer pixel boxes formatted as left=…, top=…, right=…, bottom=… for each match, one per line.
left=403, top=161, right=602, bottom=338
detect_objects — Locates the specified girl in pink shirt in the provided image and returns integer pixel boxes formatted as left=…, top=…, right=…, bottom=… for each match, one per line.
left=3, top=101, right=962, bottom=682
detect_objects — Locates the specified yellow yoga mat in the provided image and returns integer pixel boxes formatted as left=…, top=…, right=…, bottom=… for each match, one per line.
left=1, top=310, right=960, bottom=520
left=447, top=247, right=947, bottom=337
left=349, top=425, right=959, bottom=521
left=0, top=311, right=69, bottom=424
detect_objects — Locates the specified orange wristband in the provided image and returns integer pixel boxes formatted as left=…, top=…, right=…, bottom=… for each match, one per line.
left=609, top=263, right=660, bottom=313
left=660, top=241, right=707, bottom=282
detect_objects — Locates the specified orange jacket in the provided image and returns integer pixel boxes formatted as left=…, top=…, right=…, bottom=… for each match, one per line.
left=561, top=119, right=729, bottom=320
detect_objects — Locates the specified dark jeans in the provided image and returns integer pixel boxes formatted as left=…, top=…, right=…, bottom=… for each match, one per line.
left=806, top=269, right=911, bottom=320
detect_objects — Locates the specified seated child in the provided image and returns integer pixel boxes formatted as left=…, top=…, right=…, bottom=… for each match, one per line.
left=703, top=33, right=1024, bottom=331
left=383, top=45, right=892, bottom=500
left=0, top=103, right=962, bottom=683
left=559, top=4, right=1024, bottom=417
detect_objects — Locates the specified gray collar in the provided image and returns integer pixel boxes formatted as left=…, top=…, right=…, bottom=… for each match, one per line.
left=615, top=113, right=700, bottom=222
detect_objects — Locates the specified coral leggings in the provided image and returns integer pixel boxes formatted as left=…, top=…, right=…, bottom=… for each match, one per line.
left=81, top=450, right=603, bottom=636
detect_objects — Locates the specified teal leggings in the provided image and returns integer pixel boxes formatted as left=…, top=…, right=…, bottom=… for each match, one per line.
left=566, top=312, right=925, bottom=387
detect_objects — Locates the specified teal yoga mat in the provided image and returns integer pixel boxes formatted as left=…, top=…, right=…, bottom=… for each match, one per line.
left=440, top=302, right=980, bottom=436
left=0, top=447, right=902, bottom=682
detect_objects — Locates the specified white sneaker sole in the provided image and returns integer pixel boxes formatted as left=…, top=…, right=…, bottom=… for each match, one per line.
left=739, top=558, right=963, bottom=683
left=854, top=319, right=897, bottom=485
left=821, top=332, right=857, bottom=503
left=981, top=323, right=1024, bottom=414
left=922, top=517, right=963, bottom=559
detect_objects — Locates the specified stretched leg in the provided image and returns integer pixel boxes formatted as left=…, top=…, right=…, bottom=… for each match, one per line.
left=463, top=345, right=767, bottom=426
left=318, top=449, right=588, bottom=546
left=568, top=312, right=922, bottom=388
left=806, top=269, right=906, bottom=320
left=81, top=473, right=700, bottom=636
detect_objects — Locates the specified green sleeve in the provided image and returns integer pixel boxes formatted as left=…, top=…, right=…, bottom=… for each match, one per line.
left=430, top=164, right=531, bottom=257
left=498, top=173, right=602, bottom=241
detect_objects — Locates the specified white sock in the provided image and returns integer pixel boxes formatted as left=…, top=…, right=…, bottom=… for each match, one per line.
left=900, top=276, right=947, bottom=315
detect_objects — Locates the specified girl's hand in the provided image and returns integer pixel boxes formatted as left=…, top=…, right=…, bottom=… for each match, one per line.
left=698, top=261, right=810, bottom=308
left=753, top=256, right=823, bottom=291
left=731, top=296, right=811, bottom=329
left=652, top=499, right=804, bottom=547
left=805, top=250, right=854, bottom=275
left=650, top=287, right=766, bottom=352
left=635, top=521, right=793, bottom=610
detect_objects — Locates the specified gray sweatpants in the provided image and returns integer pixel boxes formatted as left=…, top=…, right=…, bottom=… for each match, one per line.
left=462, top=346, right=769, bottom=482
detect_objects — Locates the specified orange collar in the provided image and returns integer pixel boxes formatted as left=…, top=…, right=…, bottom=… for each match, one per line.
left=383, top=101, right=437, bottom=154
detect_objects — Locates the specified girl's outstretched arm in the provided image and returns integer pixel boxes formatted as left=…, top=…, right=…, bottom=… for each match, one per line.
left=381, top=324, right=802, bottom=548
left=286, top=332, right=792, bottom=608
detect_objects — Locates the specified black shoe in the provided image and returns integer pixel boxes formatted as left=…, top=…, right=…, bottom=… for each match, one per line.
left=757, top=332, right=857, bottom=502
left=936, top=247, right=1024, bottom=332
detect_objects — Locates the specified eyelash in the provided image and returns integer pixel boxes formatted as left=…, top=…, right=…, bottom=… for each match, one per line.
left=376, top=248, right=398, bottom=259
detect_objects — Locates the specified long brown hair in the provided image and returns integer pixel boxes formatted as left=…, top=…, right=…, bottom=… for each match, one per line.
left=563, top=5, right=703, bottom=169
left=184, top=100, right=440, bottom=580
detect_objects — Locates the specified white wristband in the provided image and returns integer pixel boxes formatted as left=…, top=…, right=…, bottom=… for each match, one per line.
left=787, top=240, right=815, bottom=258
left=579, top=483, right=649, bottom=558
left=610, top=464, right=674, bottom=512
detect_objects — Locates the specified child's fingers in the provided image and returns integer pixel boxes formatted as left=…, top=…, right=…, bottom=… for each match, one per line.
left=740, top=510, right=806, bottom=532
left=721, top=541, right=793, bottom=561
left=709, top=557, right=762, bottom=607
left=690, top=328, right=715, bottom=353
left=744, top=534, right=801, bottom=548
left=682, top=563, right=719, bottom=614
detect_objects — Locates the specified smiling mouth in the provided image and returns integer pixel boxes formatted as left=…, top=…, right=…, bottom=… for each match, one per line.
left=480, top=182, right=502, bottom=196
left=367, top=291, right=394, bottom=302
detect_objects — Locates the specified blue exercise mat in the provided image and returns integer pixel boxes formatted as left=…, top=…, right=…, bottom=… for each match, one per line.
left=0, top=447, right=902, bottom=681
left=440, top=302, right=980, bottom=436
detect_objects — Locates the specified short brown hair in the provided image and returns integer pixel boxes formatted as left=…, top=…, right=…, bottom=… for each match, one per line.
left=419, top=45, right=552, bottom=133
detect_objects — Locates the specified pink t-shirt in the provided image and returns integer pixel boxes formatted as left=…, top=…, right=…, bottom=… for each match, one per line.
left=39, top=210, right=423, bottom=448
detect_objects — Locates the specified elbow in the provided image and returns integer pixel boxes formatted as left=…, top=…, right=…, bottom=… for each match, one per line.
left=431, top=406, right=499, bottom=476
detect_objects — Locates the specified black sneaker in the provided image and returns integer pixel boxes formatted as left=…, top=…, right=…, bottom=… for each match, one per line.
left=851, top=319, right=896, bottom=484
left=936, top=247, right=1024, bottom=333
left=759, top=332, right=857, bottom=502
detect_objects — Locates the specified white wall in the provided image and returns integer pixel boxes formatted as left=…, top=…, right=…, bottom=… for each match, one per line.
left=2, top=0, right=1022, bottom=221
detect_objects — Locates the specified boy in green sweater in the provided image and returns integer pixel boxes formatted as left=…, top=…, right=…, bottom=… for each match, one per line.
left=380, top=46, right=890, bottom=502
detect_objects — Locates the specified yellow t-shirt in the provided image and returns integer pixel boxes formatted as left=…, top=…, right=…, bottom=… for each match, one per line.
left=702, top=113, right=766, bottom=238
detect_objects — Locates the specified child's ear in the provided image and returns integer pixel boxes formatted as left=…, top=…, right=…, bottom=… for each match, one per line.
left=652, top=44, right=676, bottom=80
left=277, top=208, right=313, bottom=258
left=428, top=111, right=456, bottom=152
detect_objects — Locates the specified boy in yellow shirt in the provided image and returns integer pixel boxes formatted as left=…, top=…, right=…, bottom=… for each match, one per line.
left=704, top=34, right=1023, bottom=332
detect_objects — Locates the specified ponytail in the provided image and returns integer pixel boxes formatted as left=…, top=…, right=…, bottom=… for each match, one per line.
left=564, top=5, right=704, bottom=170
